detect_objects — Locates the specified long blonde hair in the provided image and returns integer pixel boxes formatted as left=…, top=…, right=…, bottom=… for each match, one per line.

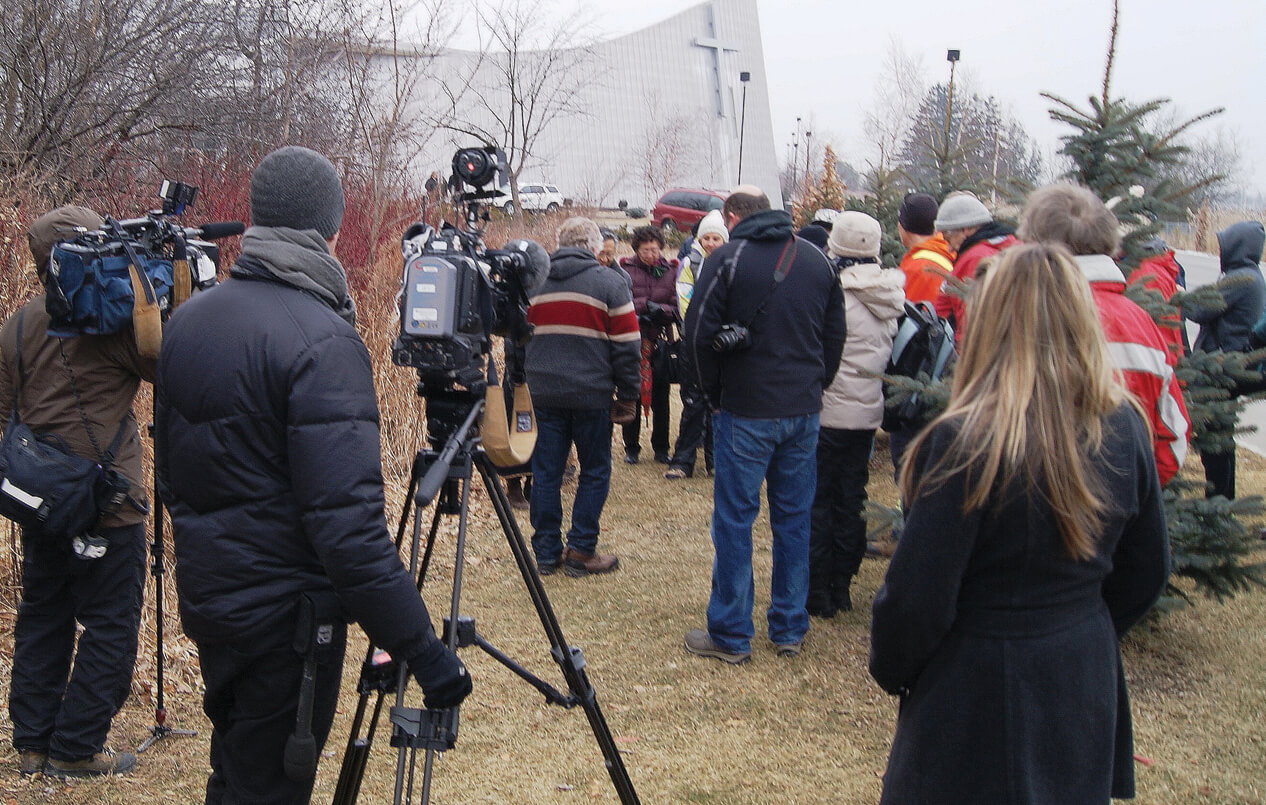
left=898, top=243, right=1130, bottom=560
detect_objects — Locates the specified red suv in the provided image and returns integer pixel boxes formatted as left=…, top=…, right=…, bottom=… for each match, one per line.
left=652, top=188, right=727, bottom=233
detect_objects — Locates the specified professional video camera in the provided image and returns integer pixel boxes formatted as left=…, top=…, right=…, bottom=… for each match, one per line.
left=46, top=180, right=244, bottom=343
left=334, top=150, right=640, bottom=805
left=391, top=146, right=549, bottom=394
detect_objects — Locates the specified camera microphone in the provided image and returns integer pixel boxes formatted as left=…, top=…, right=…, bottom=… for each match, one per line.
left=187, top=221, right=245, bottom=241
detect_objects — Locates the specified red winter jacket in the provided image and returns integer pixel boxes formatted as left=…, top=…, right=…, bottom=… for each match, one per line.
left=933, top=223, right=1019, bottom=341
left=1076, top=255, right=1190, bottom=485
left=1128, top=251, right=1185, bottom=360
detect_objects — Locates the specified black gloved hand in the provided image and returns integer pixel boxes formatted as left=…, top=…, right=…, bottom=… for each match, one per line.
left=645, top=300, right=674, bottom=326
left=409, top=640, right=473, bottom=710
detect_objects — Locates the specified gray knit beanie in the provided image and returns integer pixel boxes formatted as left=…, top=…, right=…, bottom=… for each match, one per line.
left=827, top=211, right=882, bottom=259
left=250, top=146, right=345, bottom=238
left=934, top=194, right=992, bottom=232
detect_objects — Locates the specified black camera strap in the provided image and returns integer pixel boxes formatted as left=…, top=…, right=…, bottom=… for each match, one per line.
left=724, top=237, right=797, bottom=330
left=56, top=338, right=129, bottom=469
left=10, top=310, right=25, bottom=425
left=13, top=309, right=130, bottom=484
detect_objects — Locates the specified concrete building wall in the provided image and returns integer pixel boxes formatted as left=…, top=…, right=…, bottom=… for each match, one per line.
left=404, top=0, right=780, bottom=210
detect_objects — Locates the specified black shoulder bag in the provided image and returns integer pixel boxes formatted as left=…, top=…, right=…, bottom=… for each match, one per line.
left=0, top=311, right=130, bottom=548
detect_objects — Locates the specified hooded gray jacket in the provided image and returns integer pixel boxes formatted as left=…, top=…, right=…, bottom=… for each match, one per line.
left=1185, top=220, right=1266, bottom=353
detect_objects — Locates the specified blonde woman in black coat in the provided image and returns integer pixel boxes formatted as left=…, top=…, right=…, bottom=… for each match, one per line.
left=869, top=243, right=1170, bottom=804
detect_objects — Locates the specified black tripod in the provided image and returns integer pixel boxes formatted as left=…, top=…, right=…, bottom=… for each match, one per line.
left=332, top=393, right=638, bottom=804
left=137, top=464, right=197, bottom=752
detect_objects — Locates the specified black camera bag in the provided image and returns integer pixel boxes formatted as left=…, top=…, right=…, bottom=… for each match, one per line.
left=0, top=416, right=103, bottom=540
left=0, top=311, right=127, bottom=541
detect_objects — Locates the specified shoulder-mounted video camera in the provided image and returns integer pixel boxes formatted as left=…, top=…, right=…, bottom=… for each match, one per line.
left=46, top=180, right=243, bottom=340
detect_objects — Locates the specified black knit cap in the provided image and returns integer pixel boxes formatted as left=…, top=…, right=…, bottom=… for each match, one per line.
left=898, top=192, right=939, bottom=236
left=250, top=146, right=345, bottom=238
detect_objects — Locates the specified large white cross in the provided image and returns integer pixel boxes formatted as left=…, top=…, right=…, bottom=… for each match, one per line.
left=692, top=2, right=739, bottom=119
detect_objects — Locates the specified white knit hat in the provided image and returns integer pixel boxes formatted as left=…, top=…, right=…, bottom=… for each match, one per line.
left=696, top=210, right=729, bottom=243
left=827, top=211, right=881, bottom=258
left=934, top=194, right=992, bottom=232
left=812, top=208, right=841, bottom=225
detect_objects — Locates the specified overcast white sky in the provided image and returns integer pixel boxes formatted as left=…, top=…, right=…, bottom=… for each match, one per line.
left=576, top=0, right=1266, bottom=199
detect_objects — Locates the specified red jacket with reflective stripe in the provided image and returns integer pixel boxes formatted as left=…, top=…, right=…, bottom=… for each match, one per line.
left=1077, top=255, right=1190, bottom=485
left=933, top=232, right=1020, bottom=340
left=1129, top=251, right=1185, bottom=360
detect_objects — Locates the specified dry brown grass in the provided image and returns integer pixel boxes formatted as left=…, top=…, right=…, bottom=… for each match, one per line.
left=1, top=235, right=1264, bottom=803
left=1165, top=205, right=1266, bottom=253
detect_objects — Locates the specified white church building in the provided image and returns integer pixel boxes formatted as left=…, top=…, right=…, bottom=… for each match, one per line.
left=400, top=0, right=780, bottom=210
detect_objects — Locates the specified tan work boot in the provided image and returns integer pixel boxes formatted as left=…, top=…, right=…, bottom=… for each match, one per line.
left=19, top=750, right=47, bottom=775
left=46, top=749, right=136, bottom=778
left=561, top=546, right=619, bottom=578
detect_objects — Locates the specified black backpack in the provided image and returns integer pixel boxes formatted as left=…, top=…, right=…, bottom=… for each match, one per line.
left=882, top=301, right=956, bottom=432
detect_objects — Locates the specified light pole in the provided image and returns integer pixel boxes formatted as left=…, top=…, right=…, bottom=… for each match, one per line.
left=944, top=49, right=961, bottom=144
left=791, top=117, right=801, bottom=192
left=804, top=130, right=813, bottom=191
left=737, top=71, right=751, bottom=183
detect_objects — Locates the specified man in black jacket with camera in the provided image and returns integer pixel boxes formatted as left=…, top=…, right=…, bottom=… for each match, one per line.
left=682, top=185, right=845, bottom=664
left=156, top=146, right=471, bottom=803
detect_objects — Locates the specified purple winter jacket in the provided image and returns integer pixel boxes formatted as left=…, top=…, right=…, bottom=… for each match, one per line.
left=619, top=256, right=678, bottom=334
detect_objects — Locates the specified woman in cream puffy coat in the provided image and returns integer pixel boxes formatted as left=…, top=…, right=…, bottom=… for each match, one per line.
left=807, top=212, right=905, bottom=617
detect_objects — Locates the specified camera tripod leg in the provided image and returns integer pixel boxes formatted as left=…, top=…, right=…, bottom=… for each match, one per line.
left=331, top=691, right=385, bottom=805
left=474, top=453, right=640, bottom=805
left=334, top=453, right=446, bottom=805
left=333, top=431, right=639, bottom=804
left=138, top=462, right=197, bottom=753
left=411, top=455, right=475, bottom=804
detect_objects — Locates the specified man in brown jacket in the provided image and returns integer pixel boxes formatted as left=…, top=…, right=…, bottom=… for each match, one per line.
left=0, top=206, right=154, bottom=778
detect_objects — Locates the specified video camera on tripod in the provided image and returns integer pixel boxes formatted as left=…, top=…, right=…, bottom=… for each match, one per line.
left=332, top=148, right=640, bottom=805
left=392, top=146, right=548, bottom=395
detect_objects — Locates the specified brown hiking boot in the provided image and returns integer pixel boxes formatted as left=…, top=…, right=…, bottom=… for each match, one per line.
left=505, top=479, right=530, bottom=511
left=19, top=750, right=46, bottom=775
left=46, top=749, right=136, bottom=778
left=562, top=546, right=619, bottom=577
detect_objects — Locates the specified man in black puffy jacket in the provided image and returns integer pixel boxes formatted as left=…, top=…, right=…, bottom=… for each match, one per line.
left=155, top=146, right=470, bottom=803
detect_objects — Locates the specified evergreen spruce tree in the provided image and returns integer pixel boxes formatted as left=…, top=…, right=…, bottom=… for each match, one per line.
left=844, top=161, right=905, bottom=267
left=872, top=0, right=1264, bottom=607
left=1042, top=0, right=1263, bottom=609
left=1041, top=2, right=1223, bottom=272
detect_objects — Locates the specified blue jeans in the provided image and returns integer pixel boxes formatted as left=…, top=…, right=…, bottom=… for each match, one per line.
left=706, top=411, right=819, bottom=653
left=530, top=406, right=613, bottom=562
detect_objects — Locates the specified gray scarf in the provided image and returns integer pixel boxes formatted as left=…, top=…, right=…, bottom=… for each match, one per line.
left=234, top=226, right=357, bottom=325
